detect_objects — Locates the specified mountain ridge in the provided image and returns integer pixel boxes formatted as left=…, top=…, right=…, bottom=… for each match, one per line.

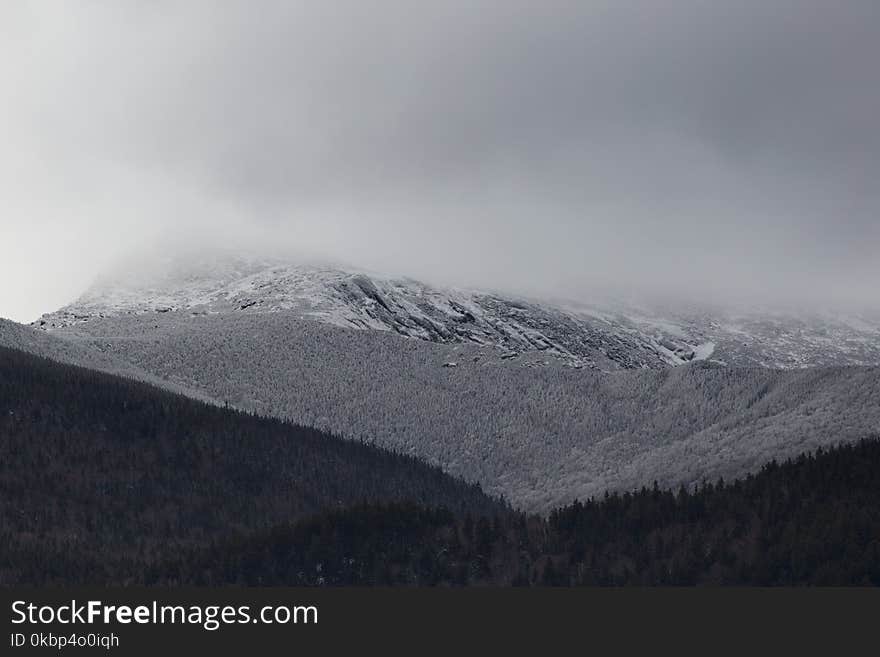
left=34, top=253, right=880, bottom=370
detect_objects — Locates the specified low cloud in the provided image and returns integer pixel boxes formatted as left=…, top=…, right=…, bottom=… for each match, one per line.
left=2, top=1, right=879, bottom=321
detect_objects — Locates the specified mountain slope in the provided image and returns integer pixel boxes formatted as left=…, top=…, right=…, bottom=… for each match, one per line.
left=0, top=318, right=213, bottom=403
left=35, top=253, right=880, bottom=369
left=0, top=345, right=505, bottom=585
left=42, top=311, right=880, bottom=512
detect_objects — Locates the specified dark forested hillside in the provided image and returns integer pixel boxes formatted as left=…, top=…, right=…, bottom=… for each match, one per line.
left=166, top=439, right=880, bottom=586
left=0, top=346, right=504, bottom=585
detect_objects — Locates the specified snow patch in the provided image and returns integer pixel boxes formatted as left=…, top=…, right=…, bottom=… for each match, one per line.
left=692, top=341, right=716, bottom=361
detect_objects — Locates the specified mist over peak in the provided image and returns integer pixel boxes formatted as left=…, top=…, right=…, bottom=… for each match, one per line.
left=3, top=2, right=879, bottom=322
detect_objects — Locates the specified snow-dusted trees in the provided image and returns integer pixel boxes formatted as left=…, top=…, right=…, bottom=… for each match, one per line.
left=49, top=312, right=880, bottom=513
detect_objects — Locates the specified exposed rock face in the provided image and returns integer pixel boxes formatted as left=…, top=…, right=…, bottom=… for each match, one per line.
left=35, top=253, right=880, bottom=370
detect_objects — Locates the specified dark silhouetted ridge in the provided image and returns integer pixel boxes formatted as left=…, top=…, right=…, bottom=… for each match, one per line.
left=0, top=345, right=505, bottom=585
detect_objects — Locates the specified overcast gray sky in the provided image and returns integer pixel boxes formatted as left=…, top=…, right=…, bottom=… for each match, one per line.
left=2, top=1, right=878, bottom=322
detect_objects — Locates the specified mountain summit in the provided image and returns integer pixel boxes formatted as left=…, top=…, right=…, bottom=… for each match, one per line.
left=35, top=252, right=880, bottom=370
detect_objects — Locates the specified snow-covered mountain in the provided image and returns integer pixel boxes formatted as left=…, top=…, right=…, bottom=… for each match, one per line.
left=15, top=252, right=880, bottom=510
left=35, top=252, right=880, bottom=370
left=17, top=310, right=880, bottom=511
